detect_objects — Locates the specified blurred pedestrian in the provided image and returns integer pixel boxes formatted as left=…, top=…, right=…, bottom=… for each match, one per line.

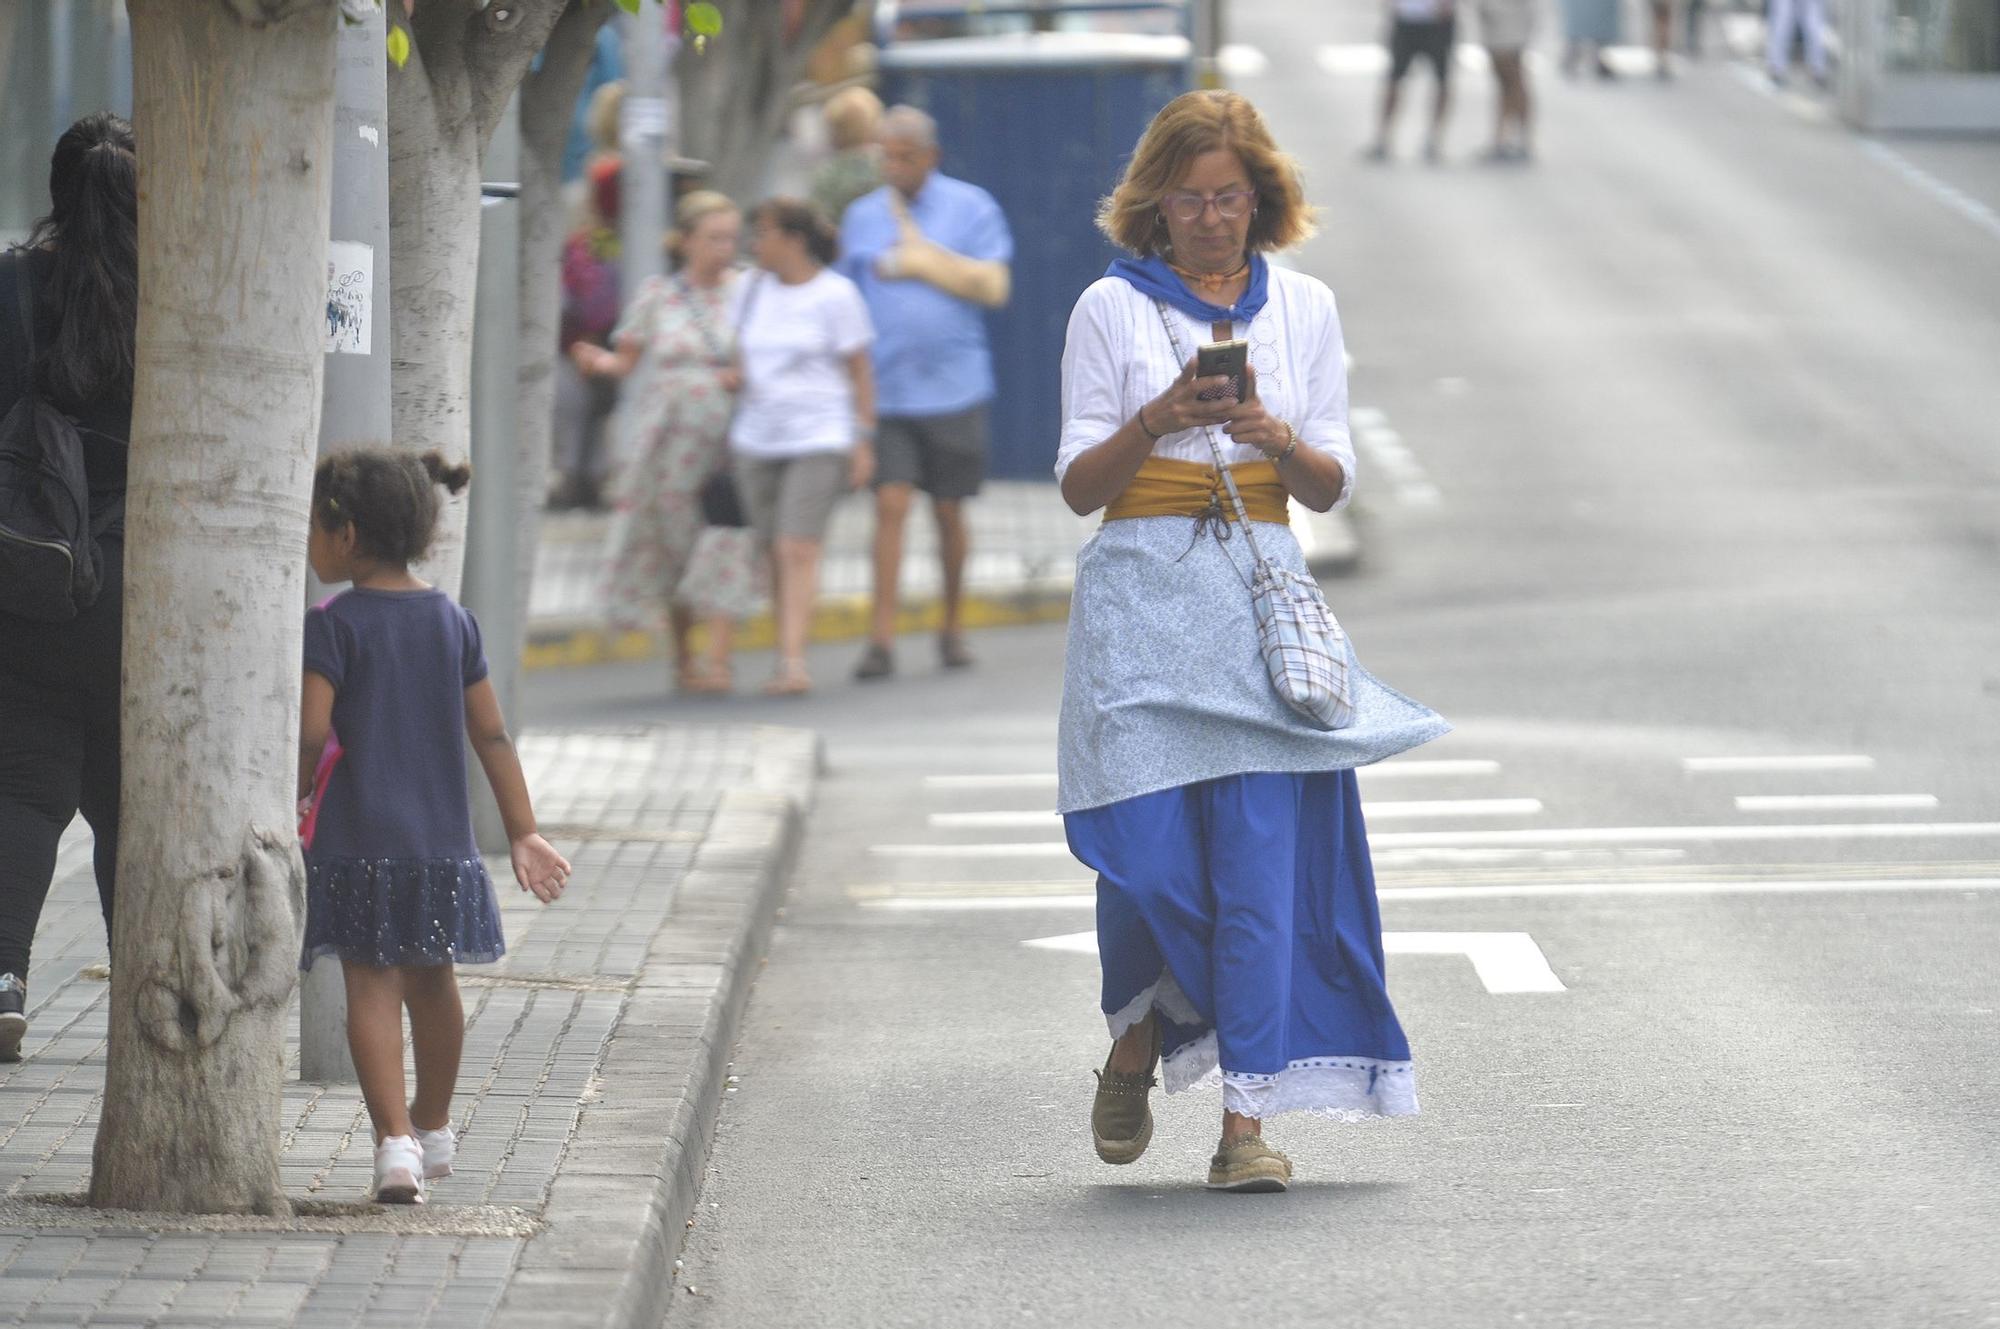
left=0, top=113, right=136, bottom=1063
left=1479, top=0, right=1539, bottom=160
left=1561, top=0, right=1620, bottom=78
left=1057, top=90, right=1449, bottom=1191
left=300, top=451, right=570, bottom=1204
left=550, top=84, right=626, bottom=512
left=575, top=191, right=763, bottom=695
left=811, top=86, right=884, bottom=230
left=1649, top=0, right=1676, bottom=77
left=1766, top=0, right=1828, bottom=86
left=733, top=200, right=876, bottom=696
left=839, top=106, right=1013, bottom=681
left=1367, top=0, right=1458, bottom=164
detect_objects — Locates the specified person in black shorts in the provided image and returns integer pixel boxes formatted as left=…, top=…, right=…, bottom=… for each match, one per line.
left=1367, top=0, right=1458, bottom=164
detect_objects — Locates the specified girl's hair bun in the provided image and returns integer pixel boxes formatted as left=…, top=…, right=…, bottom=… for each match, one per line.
left=420, top=450, right=474, bottom=495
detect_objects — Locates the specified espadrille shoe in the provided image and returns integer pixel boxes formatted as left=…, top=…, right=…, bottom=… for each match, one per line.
left=1091, top=1020, right=1160, bottom=1164
left=1206, top=1133, right=1293, bottom=1193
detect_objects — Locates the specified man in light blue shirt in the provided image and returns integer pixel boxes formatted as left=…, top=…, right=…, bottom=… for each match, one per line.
left=839, top=106, right=1013, bottom=681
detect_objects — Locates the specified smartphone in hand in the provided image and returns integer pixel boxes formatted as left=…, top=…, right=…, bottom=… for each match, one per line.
left=1195, top=339, right=1248, bottom=402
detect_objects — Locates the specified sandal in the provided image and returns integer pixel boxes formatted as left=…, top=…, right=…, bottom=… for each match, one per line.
left=761, top=660, right=812, bottom=696
left=678, top=661, right=733, bottom=694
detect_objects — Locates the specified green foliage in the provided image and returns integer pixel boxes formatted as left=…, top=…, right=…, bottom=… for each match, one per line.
left=615, top=0, right=641, bottom=14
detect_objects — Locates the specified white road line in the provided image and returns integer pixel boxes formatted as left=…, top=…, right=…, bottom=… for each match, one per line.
left=1360, top=759, right=1502, bottom=780
left=1734, top=794, right=1939, bottom=814
left=870, top=842, right=1074, bottom=859
left=1374, top=846, right=1687, bottom=868
left=1023, top=928, right=1566, bottom=994
left=1372, top=822, right=2000, bottom=849
left=1384, top=932, right=1567, bottom=993
left=924, top=774, right=1058, bottom=791
left=927, top=797, right=1541, bottom=830
left=1354, top=423, right=1442, bottom=507
left=1378, top=877, right=2000, bottom=902
left=876, top=895, right=1096, bottom=911
left=861, top=877, right=2000, bottom=911
left=875, top=822, right=2000, bottom=858
left=1860, top=139, right=2000, bottom=245
left=1682, top=755, right=1875, bottom=774
left=1364, top=798, right=1543, bottom=821
left=924, top=760, right=1501, bottom=791
left=929, top=811, right=1060, bottom=830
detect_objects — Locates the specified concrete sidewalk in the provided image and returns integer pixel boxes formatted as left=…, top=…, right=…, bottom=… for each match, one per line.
left=0, top=724, right=817, bottom=1329
left=526, top=480, right=1361, bottom=670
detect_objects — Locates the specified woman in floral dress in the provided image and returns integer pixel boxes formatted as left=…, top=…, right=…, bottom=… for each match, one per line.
left=574, top=191, right=762, bottom=692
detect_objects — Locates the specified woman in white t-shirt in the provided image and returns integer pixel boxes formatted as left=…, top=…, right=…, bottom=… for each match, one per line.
left=730, top=199, right=877, bottom=695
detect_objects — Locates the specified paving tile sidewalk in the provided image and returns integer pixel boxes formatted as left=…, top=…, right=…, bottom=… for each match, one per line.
left=0, top=724, right=818, bottom=1329
left=527, top=479, right=1360, bottom=669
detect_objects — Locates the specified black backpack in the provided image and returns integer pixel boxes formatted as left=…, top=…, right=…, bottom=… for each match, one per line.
left=0, top=260, right=107, bottom=623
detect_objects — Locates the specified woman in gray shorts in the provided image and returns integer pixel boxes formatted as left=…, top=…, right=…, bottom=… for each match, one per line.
left=730, top=199, right=877, bottom=695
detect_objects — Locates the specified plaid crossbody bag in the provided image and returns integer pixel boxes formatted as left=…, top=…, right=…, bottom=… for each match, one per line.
left=1153, top=300, right=1356, bottom=731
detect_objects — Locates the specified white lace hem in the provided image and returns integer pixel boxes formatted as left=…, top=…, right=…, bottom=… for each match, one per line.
left=1107, top=979, right=1419, bottom=1121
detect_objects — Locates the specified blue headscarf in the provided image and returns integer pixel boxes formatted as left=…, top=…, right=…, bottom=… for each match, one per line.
left=1105, top=252, right=1270, bottom=324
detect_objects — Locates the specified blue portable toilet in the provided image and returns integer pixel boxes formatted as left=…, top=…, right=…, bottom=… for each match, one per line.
left=878, top=23, right=1192, bottom=480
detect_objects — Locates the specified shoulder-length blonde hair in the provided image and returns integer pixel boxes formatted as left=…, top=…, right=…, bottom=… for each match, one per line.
left=1096, top=91, right=1316, bottom=257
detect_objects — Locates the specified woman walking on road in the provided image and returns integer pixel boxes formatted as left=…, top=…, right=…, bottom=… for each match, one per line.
left=1056, top=90, right=1449, bottom=1191
left=575, top=191, right=763, bottom=695
left=730, top=199, right=876, bottom=697
left=0, top=114, right=137, bottom=1062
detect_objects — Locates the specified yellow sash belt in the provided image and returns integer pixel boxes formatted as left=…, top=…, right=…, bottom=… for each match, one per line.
left=1102, top=456, right=1290, bottom=525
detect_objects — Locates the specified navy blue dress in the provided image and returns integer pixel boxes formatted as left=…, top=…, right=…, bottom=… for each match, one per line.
left=299, top=588, right=505, bottom=969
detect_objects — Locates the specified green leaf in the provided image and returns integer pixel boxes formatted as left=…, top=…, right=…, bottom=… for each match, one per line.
left=386, top=25, right=411, bottom=69
left=614, top=0, right=641, bottom=14
left=685, top=2, right=723, bottom=37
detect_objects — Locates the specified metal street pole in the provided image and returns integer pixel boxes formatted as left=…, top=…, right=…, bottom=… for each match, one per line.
left=300, top=4, right=393, bottom=1083
left=463, top=100, right=522, bottom=856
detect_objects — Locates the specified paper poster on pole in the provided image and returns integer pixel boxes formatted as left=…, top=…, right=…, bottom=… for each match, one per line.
left=325, top=242, right=373, bottom=355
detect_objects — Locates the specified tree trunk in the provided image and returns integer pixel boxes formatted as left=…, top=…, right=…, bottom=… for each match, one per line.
left=90, top=0, right=338, bottom=1217
left=512, top=1, right=610, bottom=645
left=388, top=0, right=568, bottom=596
left=678, top=0, right=862, bottom=202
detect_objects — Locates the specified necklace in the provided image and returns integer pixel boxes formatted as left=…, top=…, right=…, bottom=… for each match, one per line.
left=1168, top=257, right=1249, bottom=298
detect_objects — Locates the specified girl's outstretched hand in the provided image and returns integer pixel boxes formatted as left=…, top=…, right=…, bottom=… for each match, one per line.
left=511, top=833, right=571, bottom=903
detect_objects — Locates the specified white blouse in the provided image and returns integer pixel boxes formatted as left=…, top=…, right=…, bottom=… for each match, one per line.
left=1054, top=264, right=1356, bottom=510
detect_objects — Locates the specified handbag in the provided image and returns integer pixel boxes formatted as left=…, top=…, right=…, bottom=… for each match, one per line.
left=1153, top=300, right=1356, bottom=731
left=682, top=272, right=760, bottom=530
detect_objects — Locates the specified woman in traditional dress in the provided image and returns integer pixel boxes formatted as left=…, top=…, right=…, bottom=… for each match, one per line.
left=575, top=190, right=763, bottom=693
left=1055, top=90, right=1450, bottom=1192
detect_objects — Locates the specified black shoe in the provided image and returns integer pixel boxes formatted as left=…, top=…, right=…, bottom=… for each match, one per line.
left=853, top=643, right=895, bottom=681
left=0, top=972, right=25, bottom=1063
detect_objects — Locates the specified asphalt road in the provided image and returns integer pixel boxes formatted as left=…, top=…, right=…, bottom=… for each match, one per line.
left=525, top=5, right=2000, bottom=1323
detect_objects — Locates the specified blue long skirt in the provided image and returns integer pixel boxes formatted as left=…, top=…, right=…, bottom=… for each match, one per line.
left=1064, top=769, right=1417, bottom=1121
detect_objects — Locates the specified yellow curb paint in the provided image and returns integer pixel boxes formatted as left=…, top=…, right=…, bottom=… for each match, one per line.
left=521, top=592, right=1071, bottom=672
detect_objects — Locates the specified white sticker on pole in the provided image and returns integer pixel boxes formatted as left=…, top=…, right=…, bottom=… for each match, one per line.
left=325, top=241, right=373, bottom=356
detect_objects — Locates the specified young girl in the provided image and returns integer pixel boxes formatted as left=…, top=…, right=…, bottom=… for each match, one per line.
left=298, top=449, right=570, bottom=1206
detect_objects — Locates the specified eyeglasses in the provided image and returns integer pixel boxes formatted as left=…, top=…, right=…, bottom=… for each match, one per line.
left=1159, top=189, right=1257, bottom=223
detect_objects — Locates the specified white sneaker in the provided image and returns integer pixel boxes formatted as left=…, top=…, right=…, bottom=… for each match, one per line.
left=415, top=1124, right=456, bottom=1180
left=372, top=1135, right=425, bottom=1205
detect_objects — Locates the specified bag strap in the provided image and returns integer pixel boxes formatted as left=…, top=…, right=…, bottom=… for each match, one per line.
left=1152, top=298, right=1272, bottom=571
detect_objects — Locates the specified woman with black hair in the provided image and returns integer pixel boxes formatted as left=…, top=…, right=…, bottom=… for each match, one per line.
left=730, top=198, right=876, bottom=696
left=0, top=113, right=139, bottom=1062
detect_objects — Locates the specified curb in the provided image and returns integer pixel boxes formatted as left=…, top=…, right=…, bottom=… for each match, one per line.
left=521, top=586, right=1074, bottom=672
left=489, top=730, right=821, bottom=1329
left=518, top=506, right=1359, bottom=673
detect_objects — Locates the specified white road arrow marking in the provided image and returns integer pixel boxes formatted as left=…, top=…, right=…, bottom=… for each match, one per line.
left=1023, top=930, right=1566, bottom=994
